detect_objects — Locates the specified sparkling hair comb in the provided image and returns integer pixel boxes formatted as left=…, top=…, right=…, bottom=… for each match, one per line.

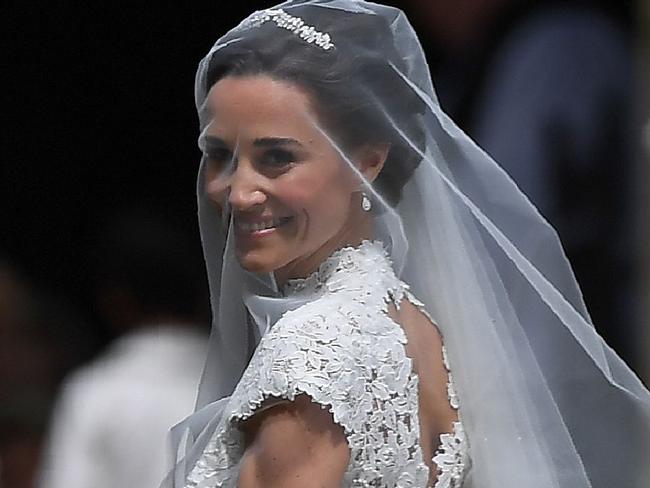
left=241, top=8, right=335, bottom=51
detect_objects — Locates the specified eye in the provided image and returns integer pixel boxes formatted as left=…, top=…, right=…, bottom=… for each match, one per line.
left=259, top=148, right=296, bottom=167
left=205, top=148, right=235, bottom=170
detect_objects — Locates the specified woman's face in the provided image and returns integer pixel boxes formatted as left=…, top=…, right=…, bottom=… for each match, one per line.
left=203, top=75, right=371, bottom=280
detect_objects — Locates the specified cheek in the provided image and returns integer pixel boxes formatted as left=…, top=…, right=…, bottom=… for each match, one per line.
left=279, top=169, right=353, bottom=226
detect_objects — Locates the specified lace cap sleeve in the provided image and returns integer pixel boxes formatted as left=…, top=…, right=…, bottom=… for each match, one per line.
left=227, top=293, right=431, bottom=487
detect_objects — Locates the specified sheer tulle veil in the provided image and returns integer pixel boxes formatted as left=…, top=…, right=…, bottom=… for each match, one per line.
left=162, top=1, right=650, bottom=487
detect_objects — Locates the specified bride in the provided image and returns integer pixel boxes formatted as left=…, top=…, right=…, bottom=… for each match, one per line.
left=163, top=1, right=650, bottom=487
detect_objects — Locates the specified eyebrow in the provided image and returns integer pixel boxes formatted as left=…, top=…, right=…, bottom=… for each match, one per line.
left=253, top=137, right=303, bottom=148
left=203, top=136, right=304, bottom=150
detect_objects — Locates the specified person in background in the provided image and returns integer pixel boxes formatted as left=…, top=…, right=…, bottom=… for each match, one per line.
left=38, top=208, right=209, bottom=488
left=0, top=258, right=88, bottom=488
left=403, top=0, right=637, bottom=366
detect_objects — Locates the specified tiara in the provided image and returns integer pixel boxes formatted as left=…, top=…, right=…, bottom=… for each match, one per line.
left=241, top=8, right=335, bottom=51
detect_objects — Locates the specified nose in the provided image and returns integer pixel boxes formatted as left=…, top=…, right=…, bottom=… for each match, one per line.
left=225, top=161, right=267, bottom=211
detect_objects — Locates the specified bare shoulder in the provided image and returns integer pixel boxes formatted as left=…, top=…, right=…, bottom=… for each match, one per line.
left=237, top=394, right=350, bottom=488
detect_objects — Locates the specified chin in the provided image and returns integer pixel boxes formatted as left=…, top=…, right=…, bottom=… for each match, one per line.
left=236, top=249, right=282, bottom=275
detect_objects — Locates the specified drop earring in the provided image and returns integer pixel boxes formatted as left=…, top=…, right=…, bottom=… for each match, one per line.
left=361, top=192, right=372, bottom=212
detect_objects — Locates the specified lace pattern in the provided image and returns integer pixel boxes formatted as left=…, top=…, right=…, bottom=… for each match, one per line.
left=185, top=241, right=469, bottom=487
left=433, top=421, right=467, bottom=488
left=432, top=348, right=469, bottom=487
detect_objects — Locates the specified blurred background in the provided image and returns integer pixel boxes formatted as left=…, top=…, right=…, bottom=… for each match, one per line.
left=3, top=0, right=648, bottom=486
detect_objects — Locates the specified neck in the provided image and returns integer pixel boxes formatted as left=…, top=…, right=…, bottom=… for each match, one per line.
left=274, top=211, right=373, bottom=287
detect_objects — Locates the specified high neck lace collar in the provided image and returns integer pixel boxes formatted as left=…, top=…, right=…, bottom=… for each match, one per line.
left=282, top=240, right=389, bottom=296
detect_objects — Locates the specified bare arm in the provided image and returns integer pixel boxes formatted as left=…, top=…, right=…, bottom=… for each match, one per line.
left=237, top=395, right=350, bottom=488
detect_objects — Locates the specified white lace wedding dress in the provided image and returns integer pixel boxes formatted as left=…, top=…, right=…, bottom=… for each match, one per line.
left=186, top=241, right=470, bottom=487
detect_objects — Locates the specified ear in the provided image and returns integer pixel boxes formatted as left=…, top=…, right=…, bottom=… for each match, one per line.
left=355, top=143, right=390, bottom=186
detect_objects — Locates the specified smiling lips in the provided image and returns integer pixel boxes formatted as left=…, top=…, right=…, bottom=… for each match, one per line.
left=235, top=216, right=293, bottom=236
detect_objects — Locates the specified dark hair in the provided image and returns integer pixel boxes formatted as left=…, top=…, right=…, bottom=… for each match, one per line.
left=203, top=6, right=426, bottom=207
